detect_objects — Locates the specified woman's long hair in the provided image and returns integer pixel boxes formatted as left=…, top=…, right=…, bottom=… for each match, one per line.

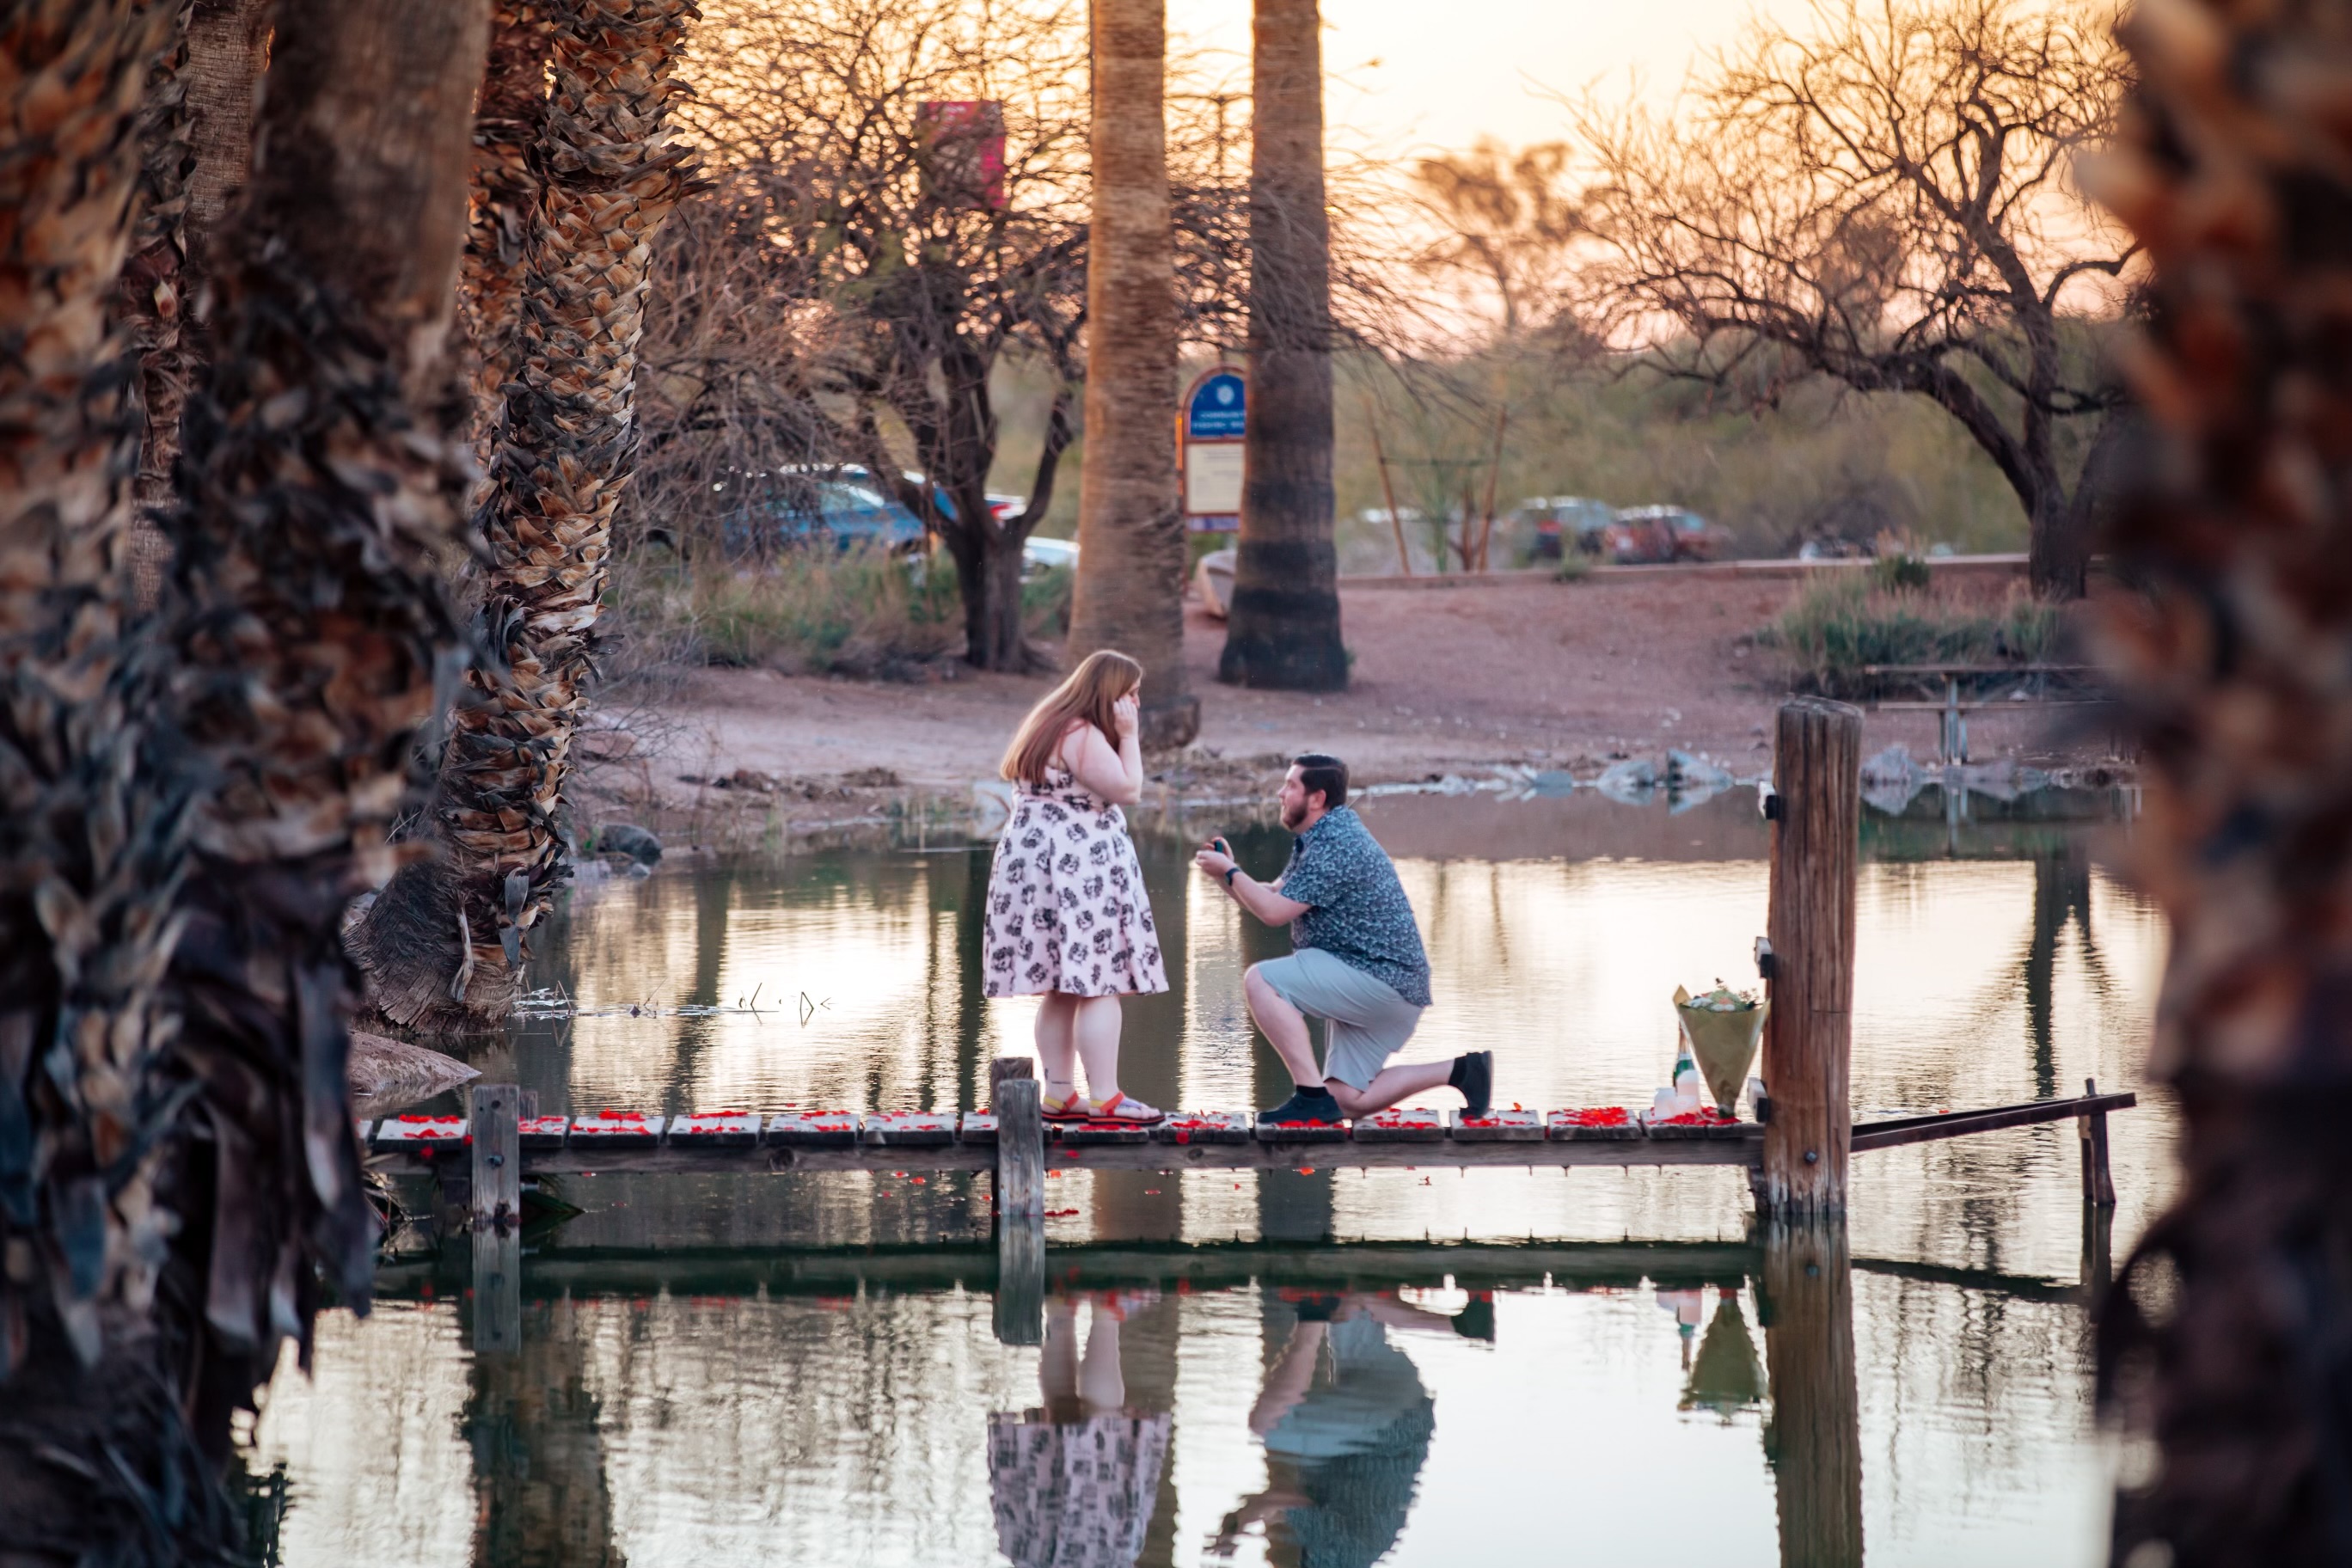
left=1000, top=650, right=1143, bottom=786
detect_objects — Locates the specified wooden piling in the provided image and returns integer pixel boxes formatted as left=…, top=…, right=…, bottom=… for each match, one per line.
left=989, top=1053, right=1036, bottom=1106
left=2078, top=1076, right=2117, bottom=1209
left=996, top=1077, right=1044, bottom=1220
left=1761, top=698, right=1862, bottom=1216
left=1761, top=1222, right=1864, bottom=1568
left=471, top=1082, right=522, bottom=1228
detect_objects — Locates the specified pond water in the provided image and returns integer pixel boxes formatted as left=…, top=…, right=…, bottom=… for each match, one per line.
left=250, top=787, right=2167, bottom=1567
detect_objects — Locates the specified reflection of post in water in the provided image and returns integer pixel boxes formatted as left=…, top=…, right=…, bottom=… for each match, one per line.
left=464, top=1294, right=624, bottom=1568
left=2022, top=844, right=2092, bottom=1099
left=1761, top=1224, right=1864, bottom=1568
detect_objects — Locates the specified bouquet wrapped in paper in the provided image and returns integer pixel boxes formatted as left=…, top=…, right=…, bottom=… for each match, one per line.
left=1674, top=982, right=1767, bottom=1116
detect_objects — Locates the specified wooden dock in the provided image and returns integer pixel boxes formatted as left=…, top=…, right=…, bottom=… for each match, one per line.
left=365, top=1087, right=2135, bottom=1182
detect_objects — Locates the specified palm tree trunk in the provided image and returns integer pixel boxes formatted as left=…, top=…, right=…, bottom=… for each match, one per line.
left=1217, top=0, right=1346, bottom=691
left=349, top=0, right=699, bottom=1033
left=0, top=0, right=186, bottom=1378
left=1068, top=0, right=1197, bottom=747
left=163, top=0, right=488, bottom=1387
left=462, top=0, right=554, bottom=458
left=2092, top=2, right=2352, bottom=1562
left=113, top=0, right=275, bottom=615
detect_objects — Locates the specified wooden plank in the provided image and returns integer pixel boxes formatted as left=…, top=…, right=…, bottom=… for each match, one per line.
left=1153, top=1112, right=1253, bottom=1144
left=571, top=1112, right=662, bottom=1148
left=670, top=1111, right=762, bottom=1147
left=1451, top=1108, right=1544, bottom=1142
left=373, top=1113, right=466, bottom=1153
left=1355, top=1107, right=1445, bottom=1142
left=959, top=1111, right=998, bottom=1144
left=1761, top=698, right=1862, bottom=1216
left=1548, top=1109, right=1642, bottom=1140
left=863, top=1111, right=957, bottom=1147
left=996, top=1078, right=1044, bottom=1218
left=469, top=1083, right=521, bottom=1226
left=519, top=1115, right=569, bottom=1150
left=1850, top=1092, right=2137, bottom=1153
left=768, top=1111, right=861, bottom=1148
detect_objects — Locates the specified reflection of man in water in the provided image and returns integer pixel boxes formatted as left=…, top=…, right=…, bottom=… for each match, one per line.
left=1214, top=1290, right=1485, bottom=1568
left=989, top=1292, right=1171, bottom=1568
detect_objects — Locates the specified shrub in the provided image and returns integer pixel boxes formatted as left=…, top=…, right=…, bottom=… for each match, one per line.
left=1871, top=552, right=1932, bottom=593
left=612, top=542, right=961, bottom=678
left=1553, top=553, right=1595, bottom=584
left=1765, top=573, right=2062, bottom=695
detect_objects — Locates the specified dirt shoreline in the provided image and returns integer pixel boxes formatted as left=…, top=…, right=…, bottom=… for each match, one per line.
left=573, top=567, right=2126, bottom=842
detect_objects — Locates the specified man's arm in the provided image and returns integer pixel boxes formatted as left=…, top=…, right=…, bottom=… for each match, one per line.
left=1194, top=844, right=1310, bottom=924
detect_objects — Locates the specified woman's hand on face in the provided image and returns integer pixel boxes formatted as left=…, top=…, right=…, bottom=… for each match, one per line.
left=1112, top=692, right=1139, bottom=738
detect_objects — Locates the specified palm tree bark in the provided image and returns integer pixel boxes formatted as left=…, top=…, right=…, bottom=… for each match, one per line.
left=2090, top=1, right=2352, bottom=1562
left=0, top=0, right=187, bottom=1380
left=462, top=0, right=555, bottom=458
left=1217, top=0, right=1345, bottom=692
left=163, top=0, right=487, bottom=1385
left=112, top=0, right=274, bottom=616
left=1068, top=0, right=1197, bottom=747
left=350, top=0, right=699, bottom=1033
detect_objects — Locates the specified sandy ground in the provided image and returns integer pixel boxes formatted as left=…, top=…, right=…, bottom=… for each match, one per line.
left=576, top=567, right=2121, bottom=833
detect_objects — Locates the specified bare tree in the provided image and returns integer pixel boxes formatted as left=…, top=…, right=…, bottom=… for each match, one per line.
left=663, top=0, right=1092, bottom=672
left=1411, top=138, right=1583, bottom=338
left=2089, top=0, right=2352, bottom=1559
left=1067, top=0, right=1195, bottom=746
left=1576, top=0, right=2135, bottom=597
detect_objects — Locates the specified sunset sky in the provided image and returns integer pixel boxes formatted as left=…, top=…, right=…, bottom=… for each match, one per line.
left=1175, top=0, right=1810, bottom=160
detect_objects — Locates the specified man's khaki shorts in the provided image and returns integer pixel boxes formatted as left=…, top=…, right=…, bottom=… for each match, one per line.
left=1253, top=948, right=1426, bottom=1090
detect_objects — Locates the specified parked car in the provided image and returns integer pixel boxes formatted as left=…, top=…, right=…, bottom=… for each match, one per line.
left=717, top=465, right=928, bottom=554
left=1604, top=505, right=1730, bottom=563
left=1021, top=536, right=1077, bottom=582
left=1510, top=495, right=1616, bottom=560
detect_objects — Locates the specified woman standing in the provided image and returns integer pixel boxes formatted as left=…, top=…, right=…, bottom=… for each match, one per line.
left=987, top=651, right=1167, bottom=1124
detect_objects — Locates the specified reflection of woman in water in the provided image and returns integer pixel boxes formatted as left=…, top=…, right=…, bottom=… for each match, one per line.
left=989, top=1293, right=1172, bottom=1568
left=1214, top=1290, right=1483, bottom=1568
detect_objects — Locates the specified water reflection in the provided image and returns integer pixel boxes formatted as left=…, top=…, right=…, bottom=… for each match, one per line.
left=264, top=790, right=2156, bottom=1565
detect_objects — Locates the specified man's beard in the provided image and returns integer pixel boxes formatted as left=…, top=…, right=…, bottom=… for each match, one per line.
left=1280, top=799, right=1306, bottom=831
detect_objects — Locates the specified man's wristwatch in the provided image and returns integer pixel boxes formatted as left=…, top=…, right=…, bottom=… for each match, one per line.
left=1223, top=867, right=1240, bottom=887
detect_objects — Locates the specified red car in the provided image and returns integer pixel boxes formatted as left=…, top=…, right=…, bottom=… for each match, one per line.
left=1603, top=505, right=1728, bottom=563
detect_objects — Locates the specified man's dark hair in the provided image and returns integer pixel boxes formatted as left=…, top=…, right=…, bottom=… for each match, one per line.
left=1293, top=753, right=1348, bottom=811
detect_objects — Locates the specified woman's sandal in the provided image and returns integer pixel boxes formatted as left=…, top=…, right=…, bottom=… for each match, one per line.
left=1086, top=1092, right=1165, bottom=1125
left=1041, top=1087, right=1090, bottom=1123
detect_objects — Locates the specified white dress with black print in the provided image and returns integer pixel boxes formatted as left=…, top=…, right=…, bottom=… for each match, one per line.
left=983, top=760, right=1167, bottom=998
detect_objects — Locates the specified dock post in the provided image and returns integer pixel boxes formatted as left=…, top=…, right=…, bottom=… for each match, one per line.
left=1760, top=698, right=1862, bottom=1217
left=471, top=1082, right=522, bottom=1228
left=997, top=1076, right=1044, bottom=1220
left=2078, top=1076, right=2117, bottom=1209
left=989, top=1053, right=1036, bottom=1104
left=995, top=1216, right=1046, bottom=1346
left=471, top=1226, right=522, bottom=1355
left=1761, top=1221, right=1864, bottom=1568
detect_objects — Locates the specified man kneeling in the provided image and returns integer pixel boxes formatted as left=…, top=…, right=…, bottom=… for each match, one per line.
left=1195, top=754, right=1492, bottom=1126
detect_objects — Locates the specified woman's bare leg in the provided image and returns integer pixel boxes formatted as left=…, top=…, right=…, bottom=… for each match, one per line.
left=1070, top=993, right=1124, bottom=1101
left=1033, top=992, right=1078, bottom=1103
left=1077, top=1300, right=1127, bottom=1414
left=1040, top=1296, right=1080, bottom=1403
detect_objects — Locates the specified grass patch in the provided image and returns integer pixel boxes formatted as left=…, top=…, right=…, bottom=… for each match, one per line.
left=609, top=545, right=1075, bottom=679
left=1765, top=573, right=2063, bottom=696
left=1553, top=553, right=1594, bottom=584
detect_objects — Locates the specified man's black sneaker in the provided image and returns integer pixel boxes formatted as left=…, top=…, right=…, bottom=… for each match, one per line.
left=1258, top=1087, right=1344, bottom=1126
left=1449, top=1050, right=1495, bottom=1118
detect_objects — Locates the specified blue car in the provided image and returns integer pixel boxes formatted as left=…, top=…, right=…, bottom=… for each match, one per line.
left=717, top=466, right=928, bottom=554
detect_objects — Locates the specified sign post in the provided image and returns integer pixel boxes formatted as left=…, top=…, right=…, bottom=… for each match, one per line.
left=1179, top=366, right=1246, bottom=534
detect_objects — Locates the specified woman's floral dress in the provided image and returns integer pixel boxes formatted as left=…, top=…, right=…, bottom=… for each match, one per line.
left=983, top=757, right=1167, bottom=998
